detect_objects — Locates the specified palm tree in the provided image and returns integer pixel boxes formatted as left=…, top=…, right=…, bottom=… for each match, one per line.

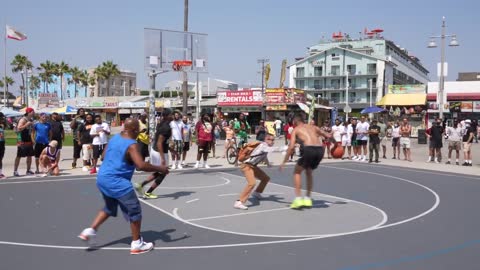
left=88, top=76, right=96, bottom=97
left=1, top=76, right=15, bottom=105
left=94, top=61, right=120, bottom=96
left=70, top=67, right=82, bottom=98
left=28, top=75, right=41, bottom=99
left=11, top=54, right=33, bottom=105
left=37, top=61, right=56, bottom=93
left=56, top=61, right=70, bottom=100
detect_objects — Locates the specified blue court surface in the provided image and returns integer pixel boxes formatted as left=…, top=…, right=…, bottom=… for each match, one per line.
left=0, top=162, right=479, bottom=270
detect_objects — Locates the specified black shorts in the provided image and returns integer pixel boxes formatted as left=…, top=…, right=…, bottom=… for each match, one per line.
left=197, top=140, right=211, bottom=154
left=429, top=140, right=443, bottom=149
left=93, top=144, right=107, bottom=159
left=34, top=143, right=48, bottom=158
left=183, top=142, right=190, bottom=152
left=392, top=137, right=400, bottom=147
left=0, top=141, right=5, bottom=160
left=17, top=144, right=34, bottom=158
left=356, top=140, right=368, bottom=146
left=73, top=139, right=82, bottom=159
left=137, top=141, right=149, bottom=158
left=297, top=146, right=324, bottom=170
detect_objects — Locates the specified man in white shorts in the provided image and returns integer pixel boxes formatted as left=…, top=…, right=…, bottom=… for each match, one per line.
left=134, top=109, right=173, bottom=199
left=355, top=116, right=370, bottom=161
left=341, top=118, right=353, bottom=159
left=400, top=118, right=412, bottom=161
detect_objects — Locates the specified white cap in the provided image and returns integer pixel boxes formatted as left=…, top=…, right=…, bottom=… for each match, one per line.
left=465, top=119, right=472, bottom=123
left=48, top=140, right=58, bottom=148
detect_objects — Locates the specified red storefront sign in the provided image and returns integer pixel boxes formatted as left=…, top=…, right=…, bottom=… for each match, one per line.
left=217, top=90, right=263, bottom=106
left=265, top=89, right=286, bottom=104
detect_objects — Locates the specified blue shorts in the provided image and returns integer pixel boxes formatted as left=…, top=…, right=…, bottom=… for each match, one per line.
left=101, top=190, right=142, bottom=222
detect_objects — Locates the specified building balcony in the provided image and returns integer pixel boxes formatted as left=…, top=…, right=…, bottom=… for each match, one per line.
left=303, top=86, right=377, bottom=91
left=294, top=71, right=377, bottom=80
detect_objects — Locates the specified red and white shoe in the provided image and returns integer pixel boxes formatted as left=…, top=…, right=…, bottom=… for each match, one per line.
left=130, top=238, right=154, bottom=255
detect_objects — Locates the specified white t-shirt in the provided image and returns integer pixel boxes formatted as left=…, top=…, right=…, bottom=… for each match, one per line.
left=392, top=126, right=400, bottom=138
left=447, top=126, right=462, bottom=142
left=345, top=124, right=354, bottom=141
left=331, top=125, right=344, bottom=142
left=183, top=123, right=192, bottom=142
left=90, top=123, right=110, bottom=145
left=170, top=120, right=184, bottom=141
left=274, top=120, right=282, bottom=129
left=356, top=122, right=370, bottom=140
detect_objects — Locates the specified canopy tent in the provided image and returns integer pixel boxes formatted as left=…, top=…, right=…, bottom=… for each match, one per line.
left=376, top=93, right=427, bottom=106
left=0, top=107, right=23, bottom=117
left=360, top=106, right=386, bottom=114
left=52, top=105, right=77, bottom=115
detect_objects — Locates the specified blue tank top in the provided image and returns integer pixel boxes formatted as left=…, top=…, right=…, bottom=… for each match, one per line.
left=96, top=134, right=137, bottom=198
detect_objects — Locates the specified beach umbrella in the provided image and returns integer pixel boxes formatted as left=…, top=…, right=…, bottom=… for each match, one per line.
left=360, top=106, right=386, bottom=114
left=0, top=107, right=23, bottom=117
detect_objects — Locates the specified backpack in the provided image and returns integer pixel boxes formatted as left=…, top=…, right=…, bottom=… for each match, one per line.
left=238, top=141, right=261, bottom=162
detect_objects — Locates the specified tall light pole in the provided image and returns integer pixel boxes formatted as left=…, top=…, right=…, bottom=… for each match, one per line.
left=182, top=0, right=189, bottom=114
left=428, top=16, right=459, bottom=119
left=344, top=71, right=351, bottom=120
left=257, top=58, right=269, bottom=119
left=369, top=78, right=373, bottom=107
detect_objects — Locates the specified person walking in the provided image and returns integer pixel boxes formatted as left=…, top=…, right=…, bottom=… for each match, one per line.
left=169, top=111, right=184, bottom=169
left=32, top=113, right=52, bottom=174
left=90, top=115, right=111, bottom=174
left=234, top=113, right=250, bottom=146
left=13, top=108, right=36, bottom=176
left=49, top=112, right=64, bottom=161
left=234, top=133, right=275, bottom=210
left=194, top=113, right=213, bottom=169
left=181, top=115, right=192, bottom=166
left=70, top=108, right=86, bottom=169
left=78, top=118, right=169, bottom=255
left=274, top=118, right=282, bottom=137
left=0, top=112, right=6, bottom=179
left=280, top=112, right=332, bottom=209
left=462, top=119, right=474, bottom=166
left=446, top=120, right=462, bottom=165
left=135, top=109, right=173, bottom=199
left=368, top=119, right=381, bottom=163
left=223, top=122, right=235, bottom=158
left=283, top=118, right=295, bottom=162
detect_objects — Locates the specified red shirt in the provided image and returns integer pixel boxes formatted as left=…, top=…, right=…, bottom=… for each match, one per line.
left=284, top=123, right=295, bottom=140
left=195, top=121, right=213, bottom=142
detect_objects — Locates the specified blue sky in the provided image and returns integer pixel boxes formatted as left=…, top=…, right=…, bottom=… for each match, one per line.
left=1, top=0, right=479, bottom=95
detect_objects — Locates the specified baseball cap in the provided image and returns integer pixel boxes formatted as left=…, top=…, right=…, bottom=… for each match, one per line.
left=26, top=107, right=34, bottom=114
left=48, top=140, right=58, bottom=148
left=465, top=119, right=472, bottom=123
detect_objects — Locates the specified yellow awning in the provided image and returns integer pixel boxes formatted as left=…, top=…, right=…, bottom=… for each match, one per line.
left=376, top=93, right=426, bottom=106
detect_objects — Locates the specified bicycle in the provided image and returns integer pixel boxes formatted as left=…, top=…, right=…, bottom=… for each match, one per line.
left=226, top=136, right=247, bottom=165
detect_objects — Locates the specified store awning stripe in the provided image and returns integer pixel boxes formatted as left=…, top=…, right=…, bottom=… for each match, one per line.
left=376, top=93, right=426, bottom=106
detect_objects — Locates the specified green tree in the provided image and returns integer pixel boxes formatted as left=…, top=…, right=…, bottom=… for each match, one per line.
left=94, top=61, right=120, bottom=96
left=0, top=76, right=16, bottom=103
left=37, top=61, right=56, bottom=93
left=70, top=66, right=82, bottom=98
left=28, top=76, right=41, bottom=99
left=55, top=61, right=70, bottom=100
left=10, top=54, right=33, bottom=105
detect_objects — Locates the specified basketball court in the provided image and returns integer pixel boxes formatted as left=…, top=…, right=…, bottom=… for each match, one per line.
left=1, top=162, right=479, bottom=269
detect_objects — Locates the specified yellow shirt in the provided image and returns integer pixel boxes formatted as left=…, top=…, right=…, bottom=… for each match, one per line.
left=137, top=121, right=150, bottom=144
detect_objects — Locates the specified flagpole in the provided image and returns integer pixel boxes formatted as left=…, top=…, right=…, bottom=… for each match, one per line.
left=4, top=25, right=7, bottom=108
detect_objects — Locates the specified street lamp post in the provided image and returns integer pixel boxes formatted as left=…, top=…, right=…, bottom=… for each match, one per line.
left=257, top=58, right=269, bottom=119
left=369, top=79, right=373, bottom=107
left=344, top=71, right=351, bottom=120
left=427, top=16, right=459, bottom=120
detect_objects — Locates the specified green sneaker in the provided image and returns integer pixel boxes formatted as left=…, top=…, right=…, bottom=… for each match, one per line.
left=290, top=198, right=303, bottom=209
left=302, top=198, right=313, bottom=208
left=143, top=192, right=158, bottom=199
left=133, top=183, right=143, bottom=197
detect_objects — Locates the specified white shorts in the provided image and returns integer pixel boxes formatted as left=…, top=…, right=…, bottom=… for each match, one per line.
left=341, top=138, right=351, bottom=147
left=381, top=137, right=390, bottom=147
left=400, top=137, right=411, bottom=149
left=150, top=149, right=169, bottom=166
left=82, top=144, right=93, bottom=161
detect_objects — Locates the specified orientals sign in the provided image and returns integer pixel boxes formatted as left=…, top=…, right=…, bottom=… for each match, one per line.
left=217, top=90, right=263, bottom=106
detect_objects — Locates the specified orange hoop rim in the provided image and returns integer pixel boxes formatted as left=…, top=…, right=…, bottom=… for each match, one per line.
left=172, top=60, right=192, bottom=71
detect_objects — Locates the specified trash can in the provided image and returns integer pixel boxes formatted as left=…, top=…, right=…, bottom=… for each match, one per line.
left=417, top=129, right=427, bottom=144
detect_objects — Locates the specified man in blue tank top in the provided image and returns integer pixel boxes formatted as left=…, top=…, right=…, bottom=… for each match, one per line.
left=78, top=118, right=169, bottom=255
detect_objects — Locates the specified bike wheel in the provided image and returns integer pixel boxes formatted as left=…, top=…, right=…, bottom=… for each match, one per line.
left=226, top=146, right=238, bottom=165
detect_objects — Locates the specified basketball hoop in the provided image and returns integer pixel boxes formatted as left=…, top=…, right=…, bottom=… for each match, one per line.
left=172, top=60, right=192, bottom=71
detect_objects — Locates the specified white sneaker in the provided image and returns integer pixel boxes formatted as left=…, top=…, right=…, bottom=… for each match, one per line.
left=204, top=164, right=210, bottom=169
left=82, top=166, right=89, bottom=172
left=251, top=191, right=263, bottom=200
left=361, top=157, right=366, bottom=162
left=171, top=164, right=176, bottom=170
left=194, top=162, right=200, bottom=169
left=181, top=161, right=186, bottom=166
left=352, top=156, right=358, bottom=160
left=130, top=238, right=154, bottom=255
left=177, top=164, right=183, bottom=169
left=78, top=228, right=96, bottom=244
left=234, top=200, right=248, bottom=210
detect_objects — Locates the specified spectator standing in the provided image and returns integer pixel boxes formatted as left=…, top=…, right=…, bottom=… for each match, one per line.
left=462, top=119, right=474, bottom=166
left=0, top=112, right=5, bottom=179
left=391, top=120, right=401, bottom=159
left=377, top=118, right=387, bottom=159
left=368, top=119, right=381, bottom=163
left=136, top=112, right=150, bottom=162
left=13, top=108, right=36, bottom=176
left=283, top=118, right=295, bottom=162
left=70, top=108, right=86, bottom=169
left=90, top=115, right=111, bottom=174
left=255, top=120, right=267, bottom=142
left=355, top=116, right=370, bottom=162
left=341, top=118, right=353, bottom=159
left=49, top=112, right=64, bottom=160
left=426, top=118, right=444, bottom=163
left=32, top=113, right=52, bottom=174
left=194, top=113, right=213, bottom=168
left=400, top=118, right=412, bottom=162
left=274, top=118, right=282, bottom=137
left=169, top=111, right=184, bottom=169
left=446, top=120, right=462, bottom=165
left=321, top=120, right=333, bottom=159
left=223, top=122, right=235, bottom=158
left=181, top=115, right=192, bottom=166
left=77, top=114, right=94, bottom=172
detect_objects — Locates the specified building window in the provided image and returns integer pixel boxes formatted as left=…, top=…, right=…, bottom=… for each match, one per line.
left=330, top=92, right=340, bottom=103
left=296, top=67, right=305, bottom=77
left=314, top=80, right=322, bottom=90
left=347, top=65, right=356, bottom=75
left=314, top=67, right=322, bottom=76
left=331, top=79, right=340, bottom=89
left=296, top=80, right=305, bottom=89
left=331, top=65, right=340, bottom=76
left=348, top=92, right=356, bottom=103
left=367, top=64, right=376, bottom=74
left=111, top=80, right=115, bottom=87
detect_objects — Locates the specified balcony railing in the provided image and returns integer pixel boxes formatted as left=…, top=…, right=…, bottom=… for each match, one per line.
left=294, top=71, right=377, bottom=79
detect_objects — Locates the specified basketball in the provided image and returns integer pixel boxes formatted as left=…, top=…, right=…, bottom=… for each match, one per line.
left=331, top=143, right=344, bottom=159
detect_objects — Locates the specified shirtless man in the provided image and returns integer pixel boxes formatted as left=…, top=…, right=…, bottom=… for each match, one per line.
left=400, top=118, right=412, bottom=162
left=280, top=112, right=332, bottom=209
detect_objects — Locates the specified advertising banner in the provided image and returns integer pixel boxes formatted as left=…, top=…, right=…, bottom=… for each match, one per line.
left=473, top=101, right=480, bottom=112
left=265, top=89, right=286, bottom=104
left=37, top=93, right=60, bottom=109
left=388, top=84, right=426, bottom=94
left=217, top=90, right=263, bottom=106
left=266, top=105, right=287, bottom=111
left=460, top=101, right=473, bottom=112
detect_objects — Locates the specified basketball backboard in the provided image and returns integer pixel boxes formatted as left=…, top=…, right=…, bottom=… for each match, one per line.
left=144, top=28, right=208, bottom=73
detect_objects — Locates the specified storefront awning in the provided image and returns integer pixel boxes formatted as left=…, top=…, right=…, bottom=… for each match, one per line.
left=376, top=93, right=426, bottom=106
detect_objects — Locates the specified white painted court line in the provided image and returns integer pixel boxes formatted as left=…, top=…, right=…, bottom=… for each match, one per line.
left=218, top=192, right=284, bottom=197
left=186, top=198, right=199, bottom=204
left=0, top=176, right=94, bottom=185
left=152, top=176, right=231, bottom=189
